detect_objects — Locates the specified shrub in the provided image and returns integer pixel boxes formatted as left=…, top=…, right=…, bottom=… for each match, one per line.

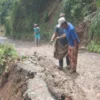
left=5, top=0, right=49, bottom=36
left=0, top=43, right=18, bottom=75
left=63, top=0, right=93, bottom=24
left=89, top=9, right=100, bottom=41
left=87, top=41, right=100, bottom=53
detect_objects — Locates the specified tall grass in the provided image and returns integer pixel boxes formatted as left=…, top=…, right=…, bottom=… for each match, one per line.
left=63, top=0, right=93, bottom=24
left=87, top=41, right=100, bottom=53
left=89, top=8, right=100, bottom=41
left=87, top=1, right=100, bottom=53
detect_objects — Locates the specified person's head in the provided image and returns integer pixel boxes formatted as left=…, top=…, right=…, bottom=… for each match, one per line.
left=34, top=24, right=38, bottom=27
left=58, top=17, right=68, bottom=28
left=59, top=13, right=65, bottom=18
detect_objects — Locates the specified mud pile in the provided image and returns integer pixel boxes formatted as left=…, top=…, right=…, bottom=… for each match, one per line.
left=0, top=63, right=34, bottom=100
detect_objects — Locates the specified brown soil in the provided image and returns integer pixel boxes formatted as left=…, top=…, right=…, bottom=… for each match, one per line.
left=0, top=63, right=28, bottom=100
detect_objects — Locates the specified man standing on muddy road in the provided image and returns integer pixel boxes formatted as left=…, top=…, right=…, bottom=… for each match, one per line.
left=50, top=13, right=70, bottom=70
left=56, top=18, right=80, bottom=73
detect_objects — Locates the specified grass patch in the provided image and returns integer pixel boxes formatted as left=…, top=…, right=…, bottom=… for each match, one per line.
left=0, top=43, right=18, bottom=75
left=87, top=41, right=100, bottom=53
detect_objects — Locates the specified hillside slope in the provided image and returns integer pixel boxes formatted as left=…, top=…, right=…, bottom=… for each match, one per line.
left=5, top=0, right=63, bottom=40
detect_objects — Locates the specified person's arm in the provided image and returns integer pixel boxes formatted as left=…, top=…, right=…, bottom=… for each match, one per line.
left=56, top=34, right=66, bottom=39
left=33, top=28, right=35, bottom=36
left=56, top=29, right=66, bottom=39
left=51, top=32, right=57, bottom=41
left=51, top=26, right=58, bottom=42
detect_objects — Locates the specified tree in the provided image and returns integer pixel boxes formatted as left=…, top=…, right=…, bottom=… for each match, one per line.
left=0, top=0, right=14, bottom=24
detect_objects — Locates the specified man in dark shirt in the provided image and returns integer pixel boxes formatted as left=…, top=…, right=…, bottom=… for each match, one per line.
left=51, top=14, right=70, bottom=70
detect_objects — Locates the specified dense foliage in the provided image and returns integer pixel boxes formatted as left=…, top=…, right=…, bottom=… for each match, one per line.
left=0, top=0, right=14, bottom=24
left=5, top=0, right=50, bottom=39
left=0, top=44, right=18, bottom=75
left=0, top=0, right=100, bottom=47
left=87, top=0, right=100, bottom=52
left=89, top=8, right=100, bottom=41
left=63, top=0, right=95, bottom=24
left=87, top=41, right=100, bottom=53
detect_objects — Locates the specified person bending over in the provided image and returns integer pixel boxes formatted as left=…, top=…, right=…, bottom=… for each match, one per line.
left=56, top=18, right=80, bottom=73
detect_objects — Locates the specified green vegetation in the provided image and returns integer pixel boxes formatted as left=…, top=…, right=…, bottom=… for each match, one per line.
left=0, top=44, right=18, bottom=75
left=63, top=0, right=94, bottom=24
left=0, top=0, right=14, bottom=24
left=0, top=0, right=100, bottom=52
left=63, top=0, right=100, bottom=53
left=89, top=9, right=100, bottom=40
left=1, top=0, right=95, bottom=39
left=87, top=41, right=100, bottom=53
left=5, top=0, right=50, bottom=40
left=87, top=0, right=100, bottom=52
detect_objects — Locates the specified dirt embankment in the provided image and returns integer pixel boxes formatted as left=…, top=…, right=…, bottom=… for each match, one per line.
left=0, top=62, right=34, bottom=100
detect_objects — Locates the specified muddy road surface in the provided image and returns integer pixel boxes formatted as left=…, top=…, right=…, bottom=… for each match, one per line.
left=0, top=37, right=100, bottom=100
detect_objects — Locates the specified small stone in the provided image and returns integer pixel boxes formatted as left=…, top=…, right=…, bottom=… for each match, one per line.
left=24, top=93, right=31, bottom=100
left=34, top=52, right=37, bottom=56
left=27, top=72, right=35, bottom=79
left=37, top=57, right=41, bottom=61
left=14, top=77, right=21, bottom=84
left=17, top=67, right=23, bottom=73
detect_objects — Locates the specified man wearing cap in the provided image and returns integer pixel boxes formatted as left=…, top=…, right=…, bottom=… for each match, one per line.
left=51, top=13, right=70, bottom=70
left=56, top=18, right=80, bottom=73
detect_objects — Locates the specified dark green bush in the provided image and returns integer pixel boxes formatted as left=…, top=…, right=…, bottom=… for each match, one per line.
left=63, top=0, right=93, bottom=24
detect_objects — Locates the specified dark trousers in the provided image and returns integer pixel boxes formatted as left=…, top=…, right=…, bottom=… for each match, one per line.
left=59, top=56, right=70, bottom=68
